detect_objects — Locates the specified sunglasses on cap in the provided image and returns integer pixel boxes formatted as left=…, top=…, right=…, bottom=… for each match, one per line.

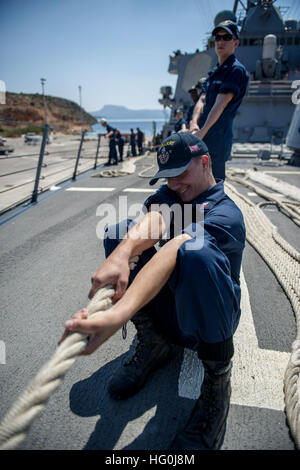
left=214, top=33, right=234, bottom=42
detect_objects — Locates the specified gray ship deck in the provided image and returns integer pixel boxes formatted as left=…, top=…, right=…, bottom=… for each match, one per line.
left=0, top=151, right=299, bottom=452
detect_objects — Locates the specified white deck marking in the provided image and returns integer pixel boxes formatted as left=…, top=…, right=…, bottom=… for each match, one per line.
left=65, top=187, right=115, bottom=191
left=122, top=188, right=156, bottom=193
left=264, top=171, right=300, bottom=175
left=178, top=270, right=290, bottom=411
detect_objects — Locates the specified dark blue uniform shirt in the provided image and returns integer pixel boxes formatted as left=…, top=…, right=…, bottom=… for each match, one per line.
left=199, top=54, right=249, bottom=178
left=104, top=180, right=245, bottom=353
left=144, top=180, right=246, bottom=328
left=106, top=124, right=116, bottom=140
left=144, top=181, right=245, bottom=264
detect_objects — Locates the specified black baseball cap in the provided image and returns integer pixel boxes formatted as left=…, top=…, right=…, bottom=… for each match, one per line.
left=212, top=20, right=239, bottom=39
left=149, top=132, right=208, bottom=186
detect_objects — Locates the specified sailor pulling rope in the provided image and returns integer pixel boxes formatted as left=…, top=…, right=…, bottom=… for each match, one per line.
left=0, top=135, right=299, bottom=450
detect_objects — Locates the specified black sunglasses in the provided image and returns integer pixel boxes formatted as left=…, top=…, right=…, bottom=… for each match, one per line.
left=214, top=33, right=234, bottom=42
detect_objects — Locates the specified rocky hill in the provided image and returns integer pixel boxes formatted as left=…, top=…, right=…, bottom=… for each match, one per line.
left=0, top=92, right=97, bottom=135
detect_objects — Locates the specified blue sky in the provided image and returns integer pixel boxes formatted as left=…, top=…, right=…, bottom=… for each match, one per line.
left=1, top=0, right=298, bottom=112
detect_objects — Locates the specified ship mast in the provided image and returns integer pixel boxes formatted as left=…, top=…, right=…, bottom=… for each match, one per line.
left=233, top=0, right=239, bottom=15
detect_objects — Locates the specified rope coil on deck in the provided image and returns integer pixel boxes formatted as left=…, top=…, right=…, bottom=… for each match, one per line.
left=92, top=156, right=148, bottom=178
left=225, top=181, right=300, bottom=449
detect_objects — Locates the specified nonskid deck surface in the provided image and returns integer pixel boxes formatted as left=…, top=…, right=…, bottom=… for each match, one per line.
left=0, top=152, right=298, bottom=450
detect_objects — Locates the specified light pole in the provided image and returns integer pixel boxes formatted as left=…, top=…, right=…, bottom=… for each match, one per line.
left=40, top=78, right=47, bottom=125
left=78, top=85, right=84, bottom=131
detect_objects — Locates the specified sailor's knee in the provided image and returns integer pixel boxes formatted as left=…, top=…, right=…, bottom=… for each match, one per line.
left=104, top=219, right=134, bottom=255
left=179, top=238, right=211, bottom=268
left=104, top=218, right=132, bottom=240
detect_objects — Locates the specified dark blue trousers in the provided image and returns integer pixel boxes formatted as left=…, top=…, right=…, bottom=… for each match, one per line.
left=109, top=140, right=117, bottom=164
left=130, top=141, right=137, bottom=156
left=202, top=128, right=233, bottom=181
left=104, top=219, right=236, bottom=361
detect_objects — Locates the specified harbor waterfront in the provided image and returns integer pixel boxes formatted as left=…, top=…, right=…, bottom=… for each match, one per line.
left=91, top=119, right=167, bottom=137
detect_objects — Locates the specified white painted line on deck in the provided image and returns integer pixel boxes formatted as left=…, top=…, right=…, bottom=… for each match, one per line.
left=178, top=269, right=290, bottom=411
left=50, top=185, right=61, bottom=190
left=264, top=171, right=300, bottom=175
left=65, top=187, right=115, bottom=192
left=247, top=192, right=257, bottom=196
left=122, top=188, right=156, bottom=193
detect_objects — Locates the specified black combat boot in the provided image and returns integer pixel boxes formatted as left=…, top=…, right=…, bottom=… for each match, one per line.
left=170, top=360, right=232, bottom=450
left=108, top=311, right=174, bottom=400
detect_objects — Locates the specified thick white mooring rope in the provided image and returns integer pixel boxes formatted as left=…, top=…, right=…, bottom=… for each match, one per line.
left=0, top=285, right=116, bottom=450
left=0, top=252, right=140, bottom=450
left=224, top=181, right=300, bottom=449
left=226, top=169, right=300, bottom=227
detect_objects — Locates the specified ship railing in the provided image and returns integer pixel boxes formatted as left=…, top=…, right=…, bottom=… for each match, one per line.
left=0, top=121, right=130, bottom=215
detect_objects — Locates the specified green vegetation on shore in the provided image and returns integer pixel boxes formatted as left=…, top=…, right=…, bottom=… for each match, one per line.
left=0, top=92, right=97, bottom=135
left=0, top=125, right=43, bottom=138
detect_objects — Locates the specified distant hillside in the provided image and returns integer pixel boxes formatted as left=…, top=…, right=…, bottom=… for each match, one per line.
left=91, top=105, right=169, bottom=120
left=0, top=92, right=97, bottom=135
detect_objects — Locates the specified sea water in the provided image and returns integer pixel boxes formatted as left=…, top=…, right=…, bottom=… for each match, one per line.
left=90, top=118, right=167, bottom=137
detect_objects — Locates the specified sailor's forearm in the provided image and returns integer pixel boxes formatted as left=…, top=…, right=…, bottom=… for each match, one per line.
left=199, top=103, right=225, bottom=136
left=110, top=234, right=191, bottom=323
left=61, top=235, right=190, bottom=355
left=116, top=211, right=166, bottom=259
left=191, top=95, right=205, bottom=127
left=199, top=93, right=234, bottom=138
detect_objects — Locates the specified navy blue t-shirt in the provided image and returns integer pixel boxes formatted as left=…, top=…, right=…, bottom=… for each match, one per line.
left=199, top=54, right=249, bottom=136
left=144, top=181, right=245, bottom=285
left=106, top=124, right=116, bottom=140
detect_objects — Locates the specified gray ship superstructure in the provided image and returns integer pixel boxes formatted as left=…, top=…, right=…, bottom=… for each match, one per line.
left=159, top=0, right=300, bottom=144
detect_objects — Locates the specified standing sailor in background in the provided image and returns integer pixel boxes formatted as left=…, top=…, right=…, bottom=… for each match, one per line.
left=186, top=85, right=201, bottom=128
left=115, top=128, right=125, bottom=162
left=100, top=118, right=118, bottom=166
left=136, top=127, right=145, bottom=155
left=195, top=78, right=206, bottom=95
left=130, top=128, right=137, bottom=157
left=174, top=109, right=188, bottom=132
left=190, top=21, right=249, bottom=180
